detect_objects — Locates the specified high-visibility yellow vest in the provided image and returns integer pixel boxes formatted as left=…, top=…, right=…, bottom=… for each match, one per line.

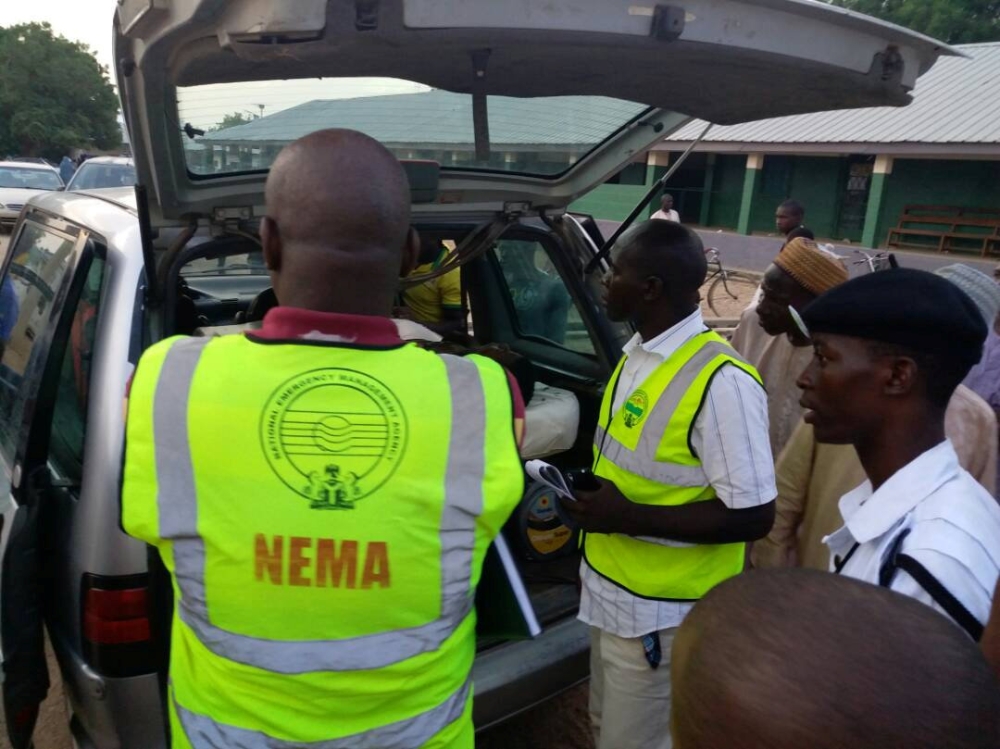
left=584, top=331, right=763, bottom=601
left=122, top=334, right=524, bottom=749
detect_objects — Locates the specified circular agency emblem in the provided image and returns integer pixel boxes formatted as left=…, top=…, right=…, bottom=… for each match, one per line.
left=260, top=369, right=407, bottom=510
left=623, top=389, right=649, bottom=429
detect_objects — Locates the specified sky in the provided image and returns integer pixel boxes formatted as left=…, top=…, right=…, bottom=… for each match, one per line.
left=4, top=0, right=118, bottom=76
left=2, top=0, right=428, bottom=132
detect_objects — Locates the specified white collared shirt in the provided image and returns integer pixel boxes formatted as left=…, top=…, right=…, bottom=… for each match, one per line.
left=579, top=309, right=776, bottom=637
left=825, top=440, right=1000, bottom=631
left=651, top=209, right=681, bottom=223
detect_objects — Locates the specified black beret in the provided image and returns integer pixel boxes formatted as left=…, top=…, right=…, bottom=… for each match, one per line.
left=801, top=268, right=987, bottom=366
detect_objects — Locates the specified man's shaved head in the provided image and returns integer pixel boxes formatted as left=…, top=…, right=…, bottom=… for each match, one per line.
left=261, top=129, right=417, bottom=314
left=673, top=569, right=1000, bottom=749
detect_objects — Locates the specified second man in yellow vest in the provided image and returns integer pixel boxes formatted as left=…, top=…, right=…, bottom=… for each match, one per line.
left=563, top=220, right=777, bottom=749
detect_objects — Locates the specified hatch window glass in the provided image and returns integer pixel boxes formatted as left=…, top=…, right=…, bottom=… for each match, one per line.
left=177, top=77, right=649, bottom=178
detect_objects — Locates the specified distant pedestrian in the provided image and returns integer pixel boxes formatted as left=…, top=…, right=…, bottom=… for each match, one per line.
left=59, top=155, right=76, bottom=184
left=798, top=269, right=1000, bottom=638
left=672, top=569, right=1000, bottom=749
left=774, top=199, right=813, bottom=250
left=651, top=193, right=680, bottom=223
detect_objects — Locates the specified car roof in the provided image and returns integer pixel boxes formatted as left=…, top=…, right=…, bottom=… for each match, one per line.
left=78, top=157, right=135, bottom=166
left=0, top=160, right=60, bottom=173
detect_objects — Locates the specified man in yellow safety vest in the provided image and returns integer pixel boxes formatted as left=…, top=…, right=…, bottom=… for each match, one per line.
left=563, top=220, right=776, bottom=749
left=122, top=129, right=526, bottom=748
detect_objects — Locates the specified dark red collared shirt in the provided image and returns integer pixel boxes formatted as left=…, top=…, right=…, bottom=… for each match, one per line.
left=249, top=307, right=526, bottom=434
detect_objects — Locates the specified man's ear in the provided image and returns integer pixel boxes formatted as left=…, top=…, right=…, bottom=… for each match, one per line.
left=884, top=355, right=918, bottom=397
left=260, top=216, right=281, bottom=272
left=643, top=275, right=665, bottom=303
left=399, top=227, right=421, bottom=277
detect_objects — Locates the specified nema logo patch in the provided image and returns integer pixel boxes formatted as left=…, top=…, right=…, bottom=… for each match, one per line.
left=623, top=389, right=648, bottom=428
left=260, top=369, right=407, bottom=509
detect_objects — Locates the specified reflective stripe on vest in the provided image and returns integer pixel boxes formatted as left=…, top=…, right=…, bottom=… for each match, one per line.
left=594, top=340, right=741, bottom=485
left=153, top=337, right=488, bottom=674
left=173, top=677, right=471, bottom=749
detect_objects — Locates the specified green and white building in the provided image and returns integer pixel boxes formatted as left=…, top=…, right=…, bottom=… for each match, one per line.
left=575, top=42, right=1000, bottom=248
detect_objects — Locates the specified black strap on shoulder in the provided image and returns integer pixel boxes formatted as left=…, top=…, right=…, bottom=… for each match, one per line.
left=833, top=542, right=860, bottom=574
left=879, top=529, right=984, bottom=641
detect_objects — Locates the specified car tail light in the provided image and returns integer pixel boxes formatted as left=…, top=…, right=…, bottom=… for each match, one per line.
left=83, top=587, right=151, bottom=644
left=81, top=573, right=158, bottom=677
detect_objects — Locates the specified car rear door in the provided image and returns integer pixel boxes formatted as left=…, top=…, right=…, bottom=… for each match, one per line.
left=0, top=213, right=93, bottom=749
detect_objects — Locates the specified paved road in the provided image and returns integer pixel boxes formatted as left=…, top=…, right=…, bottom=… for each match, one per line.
left=596, top=221, right=999, bottom=277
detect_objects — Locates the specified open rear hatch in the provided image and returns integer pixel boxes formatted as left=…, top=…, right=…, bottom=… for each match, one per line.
left=115, top=0, right=952, bottom=235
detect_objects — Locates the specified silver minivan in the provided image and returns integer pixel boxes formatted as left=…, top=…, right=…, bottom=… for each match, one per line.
left=0, top=1, right=948, bottom=747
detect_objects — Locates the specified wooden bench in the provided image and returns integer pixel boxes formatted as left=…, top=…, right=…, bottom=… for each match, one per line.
left=886, top=205, right=1000, bottom=257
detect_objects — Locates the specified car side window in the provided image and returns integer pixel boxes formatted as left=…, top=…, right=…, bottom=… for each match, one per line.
left=49, top=254, right=106, bottom=483
left=0, top=221, right=80, bottom=469
left=494, top=238, right=596, bottom=355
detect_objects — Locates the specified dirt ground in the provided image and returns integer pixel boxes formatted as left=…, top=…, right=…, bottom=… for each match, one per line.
left=699, top=268, right=762, bottom=321
left=477, top=684, right=593, bottom=749
left=30, top=638, right=71, bottom=749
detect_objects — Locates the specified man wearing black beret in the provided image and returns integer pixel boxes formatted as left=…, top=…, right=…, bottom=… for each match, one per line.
left=796, top=268, right=1000, bottom=640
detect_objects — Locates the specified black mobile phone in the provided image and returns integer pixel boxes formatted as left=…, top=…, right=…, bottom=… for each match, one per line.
left=564, top=468, right=600, bottom=492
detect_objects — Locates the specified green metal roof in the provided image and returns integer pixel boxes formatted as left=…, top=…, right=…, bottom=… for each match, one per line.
left=666, top=43, right=1000, bottom=146
left=196, top=90, right=648, bottom=149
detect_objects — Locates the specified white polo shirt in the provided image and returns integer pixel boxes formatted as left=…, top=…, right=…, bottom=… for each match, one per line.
left=579, top=309, right=776, bottom=638
left=825, top=440, right=1000, bottom=633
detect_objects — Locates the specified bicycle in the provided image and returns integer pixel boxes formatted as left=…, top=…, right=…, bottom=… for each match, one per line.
left=853, top=248, right=898, bottom=273
left=704, top=248, right=762, bottom=317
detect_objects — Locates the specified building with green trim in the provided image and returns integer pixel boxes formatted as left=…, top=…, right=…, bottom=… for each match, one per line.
left=576, top=42, right=1000, bottom=249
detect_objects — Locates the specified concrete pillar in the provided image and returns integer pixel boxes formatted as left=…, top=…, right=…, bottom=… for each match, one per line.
left=737, top=153, right=764, bottom=235
left=861, top=154, right=894, bottom=248
left=699, top=153, right=717, bottom=227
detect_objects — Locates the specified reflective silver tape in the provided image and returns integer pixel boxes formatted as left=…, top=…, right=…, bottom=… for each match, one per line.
left=153, top=343, right=486, bottom=673
left=593, top=339, right=748, bottom=486
left=595, top=425, right=708, bottom=486
left=174, top=677, right=472, bottom=749
left=634, top=341, right=741, bottom=459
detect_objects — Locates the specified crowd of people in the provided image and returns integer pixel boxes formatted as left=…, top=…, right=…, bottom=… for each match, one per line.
left=568, top=197, right=1000, bottom=748
left=119, top=130, right=1000, bottom=749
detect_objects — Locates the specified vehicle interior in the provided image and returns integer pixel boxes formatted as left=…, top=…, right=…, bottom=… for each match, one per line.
left=156, top=208, right=624, bottom=634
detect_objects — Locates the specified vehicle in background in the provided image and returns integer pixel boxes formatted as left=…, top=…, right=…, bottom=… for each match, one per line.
left=0, top=161, right=63, bottom=232
left=4, top=157, right=54, bottom=167
left=64, top=157, right=136, bottom=192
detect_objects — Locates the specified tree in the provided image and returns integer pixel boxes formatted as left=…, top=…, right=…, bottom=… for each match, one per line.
left=830, top=0, right=1000, bottom=43
left=212, top=112, right=256, bottom=131
left=0, top=23, right=121, bottom=160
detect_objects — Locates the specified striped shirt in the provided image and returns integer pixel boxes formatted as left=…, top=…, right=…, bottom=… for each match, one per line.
left=825, top=440, right=1000, bottom=632
left=579, top=309, right=776, bottom=638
